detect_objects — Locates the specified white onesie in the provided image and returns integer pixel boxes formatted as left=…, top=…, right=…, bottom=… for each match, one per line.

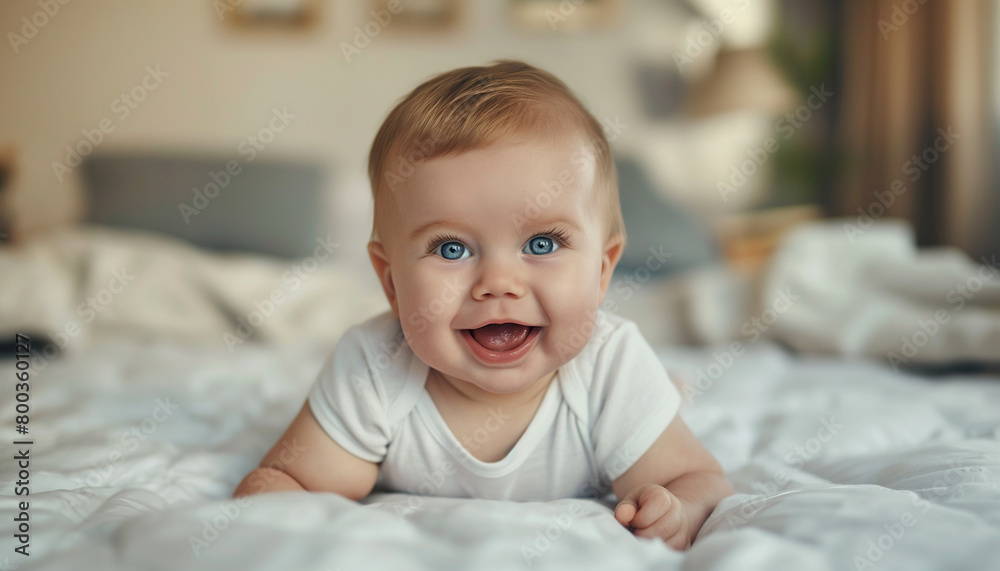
left=307, top=310, right=681, bottom=501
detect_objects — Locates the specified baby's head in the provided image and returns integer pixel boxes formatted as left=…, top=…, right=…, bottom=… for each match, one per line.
left=367, top=60, right=626, bottom=394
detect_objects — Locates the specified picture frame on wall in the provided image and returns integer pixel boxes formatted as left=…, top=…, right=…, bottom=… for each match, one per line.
left=508, top=0, right=622, bottom=33
left=369, top=0, right=463, bottom=34
left=221, top=0, right=321, bottom=31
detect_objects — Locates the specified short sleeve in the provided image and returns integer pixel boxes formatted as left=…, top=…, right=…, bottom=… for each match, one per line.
left=589, top=320, right=682, bottom=484
left=307, top=326, right=392, bottom=463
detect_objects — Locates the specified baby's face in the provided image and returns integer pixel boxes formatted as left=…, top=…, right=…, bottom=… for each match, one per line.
left=370, top=134, right=623, bottom=395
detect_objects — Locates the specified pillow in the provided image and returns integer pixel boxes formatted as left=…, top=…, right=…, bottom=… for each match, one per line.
left=80, top=152, right=325, bottom=259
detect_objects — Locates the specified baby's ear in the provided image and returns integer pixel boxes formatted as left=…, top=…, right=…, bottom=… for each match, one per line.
left=599, top=235, right=625, bottom=301
left=367, top=241, right=399, bottom=317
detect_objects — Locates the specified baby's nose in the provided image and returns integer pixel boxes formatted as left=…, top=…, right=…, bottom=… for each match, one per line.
left=471, top=258, right=526, bottom=300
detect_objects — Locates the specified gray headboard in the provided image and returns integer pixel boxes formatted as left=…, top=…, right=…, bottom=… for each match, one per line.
left=80, top=152, right=326, bottom=259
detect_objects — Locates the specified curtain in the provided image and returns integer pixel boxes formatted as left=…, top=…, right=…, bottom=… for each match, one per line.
left=835, top=0, right=994, bottom=258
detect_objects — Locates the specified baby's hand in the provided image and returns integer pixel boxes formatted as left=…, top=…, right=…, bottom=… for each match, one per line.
left=614, top=484, right=691, bottom=550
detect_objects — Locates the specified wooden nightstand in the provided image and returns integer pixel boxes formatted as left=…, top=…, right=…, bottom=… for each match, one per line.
left=714, top=204, right=822, bottom=273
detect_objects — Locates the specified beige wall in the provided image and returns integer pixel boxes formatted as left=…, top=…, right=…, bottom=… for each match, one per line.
left=0, top=0, right=692, bottom=257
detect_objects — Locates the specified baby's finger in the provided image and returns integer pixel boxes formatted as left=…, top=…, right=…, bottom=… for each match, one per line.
left=630, top=487, right=673, bottom=529
left=614, top=484, right=651, bottom=526
left=614, top=500, right=637, bottom=526
left=633, top=510, right=685, bottom=546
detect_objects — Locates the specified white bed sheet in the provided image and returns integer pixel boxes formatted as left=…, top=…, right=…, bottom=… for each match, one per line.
left=1, top=335, right=998, bottom=571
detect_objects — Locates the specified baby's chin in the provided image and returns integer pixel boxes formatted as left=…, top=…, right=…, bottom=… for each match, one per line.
left=423, top=352, right=559, bottom=395
left=450, top=368, right=555, bottom=396
left=469, top=369, right=553, bottom=394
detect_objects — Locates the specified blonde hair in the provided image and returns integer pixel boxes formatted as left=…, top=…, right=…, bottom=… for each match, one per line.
left=367, top=60, right=625, bottom=245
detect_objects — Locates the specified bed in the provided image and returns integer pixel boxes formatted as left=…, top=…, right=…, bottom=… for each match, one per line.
left=1, top=221, right=999, bottom=570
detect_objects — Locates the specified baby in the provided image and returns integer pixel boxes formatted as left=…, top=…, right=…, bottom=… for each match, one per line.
left=234, top=60, right=732, bottom=550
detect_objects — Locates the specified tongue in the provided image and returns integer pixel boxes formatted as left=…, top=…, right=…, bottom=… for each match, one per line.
left=470, top=323, right=531, bottom=351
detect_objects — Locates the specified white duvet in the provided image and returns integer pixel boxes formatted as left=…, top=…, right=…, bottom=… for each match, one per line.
left=1, top=224, right=999, bottom=570
left=1, top=336, right=998, bottom=570
left=0, top=225, right=388, bottom=352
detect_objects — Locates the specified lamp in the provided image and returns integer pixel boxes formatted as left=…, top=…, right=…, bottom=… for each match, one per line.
left=684, top=48, right=798, bottom=117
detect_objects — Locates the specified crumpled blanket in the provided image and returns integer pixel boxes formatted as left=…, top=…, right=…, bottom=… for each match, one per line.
left=761, top=219, right=1000, bottom=367
left=0, top=225, right=388, bottom=354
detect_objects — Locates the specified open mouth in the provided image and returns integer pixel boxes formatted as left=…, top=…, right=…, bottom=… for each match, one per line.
left=461, top=323, right=541, bottom=365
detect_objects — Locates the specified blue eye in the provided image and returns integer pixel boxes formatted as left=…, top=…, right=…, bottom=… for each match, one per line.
left=436, top=240, right=469, bottom=260
left=524, top=236, right=559, bottom=256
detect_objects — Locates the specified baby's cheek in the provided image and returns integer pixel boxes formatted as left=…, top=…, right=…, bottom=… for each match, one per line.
left=548, top=262, right=602, bottom=311
left=396, top=287, right=444, bottom=339
left=541, top=270, right=602, bottom=350
left=397, top=271, right=463, bottom=328
left=396, top=292, right=427, bottom=335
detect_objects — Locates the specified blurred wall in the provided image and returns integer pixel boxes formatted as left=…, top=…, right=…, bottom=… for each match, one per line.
left=0, top=0, right=697, bottom=265
left=992, top=0, right=1000, bottom=260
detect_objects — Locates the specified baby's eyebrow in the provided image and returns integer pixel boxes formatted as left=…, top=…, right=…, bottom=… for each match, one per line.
left=524, top=217, right=582, bottom=233
left=410, top=217, right=583, bottom=240
left=409, top=219, right=469, bottom=240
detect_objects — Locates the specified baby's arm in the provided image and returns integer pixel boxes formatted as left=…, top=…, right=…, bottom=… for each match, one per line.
left=232, top=402, right=378, bottom=501
left=611, top=415, right=733, bottom=550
